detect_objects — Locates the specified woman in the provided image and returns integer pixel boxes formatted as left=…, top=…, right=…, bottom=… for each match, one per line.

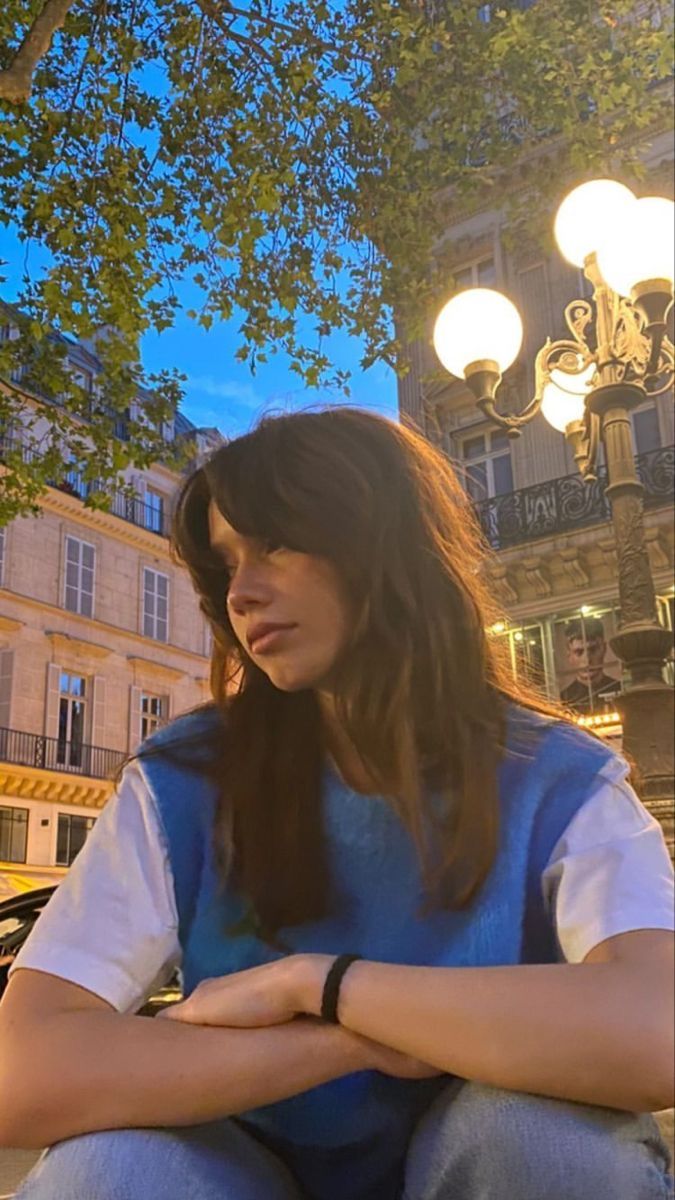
left=1, top=408, right=673, bottom=1200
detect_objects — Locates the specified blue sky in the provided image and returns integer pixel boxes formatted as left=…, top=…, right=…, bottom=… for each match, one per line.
left=0, top=227, right=398, bottom=438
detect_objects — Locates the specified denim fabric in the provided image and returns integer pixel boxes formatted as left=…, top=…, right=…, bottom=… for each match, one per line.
left=17, top=1081, right=674, bottom=1200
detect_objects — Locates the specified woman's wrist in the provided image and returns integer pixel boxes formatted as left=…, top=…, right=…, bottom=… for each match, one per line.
left=290, top=953, right=335, bottom=1018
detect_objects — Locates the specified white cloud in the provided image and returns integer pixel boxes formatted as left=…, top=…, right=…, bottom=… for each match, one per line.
left=186, top=375, right=261, bottom=406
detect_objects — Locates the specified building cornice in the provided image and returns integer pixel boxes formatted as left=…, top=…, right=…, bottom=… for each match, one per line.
left=46, top=631, right=112, bottom=660
left=40, top=488, right=174, bottom=558
left=484, top=508, right=674, bottom=620
left=0, top=762, right=112, bottom=809
left=0, top=586, right=209, bottom=671
left=0, top=614, right=23, bottom=633
left=127, top=655, right=185, bottom=683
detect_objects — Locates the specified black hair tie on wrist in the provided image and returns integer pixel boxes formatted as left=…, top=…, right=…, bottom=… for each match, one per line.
left=320, top=954, right=362, bottom=1025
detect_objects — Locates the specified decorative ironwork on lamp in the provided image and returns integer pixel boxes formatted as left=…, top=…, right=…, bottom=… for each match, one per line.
left=433, top=180, right=674, bottom=478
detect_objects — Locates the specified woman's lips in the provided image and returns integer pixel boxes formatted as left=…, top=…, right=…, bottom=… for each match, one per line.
left=249, top=625, right=297, bottom=655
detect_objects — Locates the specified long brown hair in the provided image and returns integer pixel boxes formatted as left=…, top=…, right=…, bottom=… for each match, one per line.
left=170, top=407, right=560, bottom=935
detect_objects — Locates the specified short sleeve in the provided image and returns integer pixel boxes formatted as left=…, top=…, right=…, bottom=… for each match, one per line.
left=542, top=763, right=675, bottom=964
left=9, top=762, right=182, bottom=1013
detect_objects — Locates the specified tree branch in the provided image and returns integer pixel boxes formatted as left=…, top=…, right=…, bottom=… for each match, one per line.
left=0, top=0, right=77, bottom=104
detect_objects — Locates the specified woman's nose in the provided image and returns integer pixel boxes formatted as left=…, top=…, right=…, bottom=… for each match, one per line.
left=227, top=566, right=272, bottom=613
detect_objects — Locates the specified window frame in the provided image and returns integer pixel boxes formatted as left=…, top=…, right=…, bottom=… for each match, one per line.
left=63, top=534, right=96, bottom=617
left=144, top=487, right=166, bottom=535
left=55, top=811, right=96, bottom=867
left=139, top=691, right=166, bottom=741
left=0, top=803, right=29, bottom=864
left=453, top=255, right=497, bottom=291
left=456, top=427, right=515, bottom=501
left=142, top=566, right=170, bottom=642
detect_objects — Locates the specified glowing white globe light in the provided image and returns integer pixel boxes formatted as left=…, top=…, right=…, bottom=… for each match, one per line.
left=554, top=180, right=635, bottom=268
left=541, top=360, right=596, bottom=433
left=433, top=288, right=523, bottom=378
left=597, top=196, right=675, bottom=297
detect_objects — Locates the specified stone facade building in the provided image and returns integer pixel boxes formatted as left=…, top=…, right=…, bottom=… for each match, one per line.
left=0, top=327, right=222, bottom=897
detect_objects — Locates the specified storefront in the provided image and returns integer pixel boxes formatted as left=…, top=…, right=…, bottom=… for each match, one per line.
left=490, top=590, right=675, bottom=748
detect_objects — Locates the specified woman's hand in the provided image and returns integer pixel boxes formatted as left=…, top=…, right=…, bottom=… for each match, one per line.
left=159, top=955, right=333, bottom=1029
left=159, top=956, right=445, bottom=1082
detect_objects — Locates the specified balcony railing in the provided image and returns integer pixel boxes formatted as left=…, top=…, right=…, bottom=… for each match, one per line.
left=476, top=445, right=674, bottom=551
left=0, top=727, right=126, bottom=781
left=0, top=434, right=169, bottom=537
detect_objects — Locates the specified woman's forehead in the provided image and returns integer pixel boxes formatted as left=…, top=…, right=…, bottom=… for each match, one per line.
left=207, top=500, right=240, bottom=550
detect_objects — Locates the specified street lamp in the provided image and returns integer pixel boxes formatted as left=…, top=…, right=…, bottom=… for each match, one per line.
left=433, top=180, right=675, bottom=818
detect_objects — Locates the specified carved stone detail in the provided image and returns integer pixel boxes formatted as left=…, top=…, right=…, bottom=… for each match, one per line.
left=522, top=557, right=552, bottom=598
left=558, top=547, right=590, bottom=588
left=487, top=565, right=519, bottom=606
left=597, top=537, right=618, bottom=572
left=612, top=495, right=658, bottom=626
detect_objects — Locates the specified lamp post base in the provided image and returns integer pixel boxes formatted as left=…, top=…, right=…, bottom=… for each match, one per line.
left=615, top=683, right=675, bottom=857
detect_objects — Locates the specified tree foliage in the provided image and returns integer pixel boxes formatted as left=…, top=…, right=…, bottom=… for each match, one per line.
left=0, top=0, right=672, bottom=522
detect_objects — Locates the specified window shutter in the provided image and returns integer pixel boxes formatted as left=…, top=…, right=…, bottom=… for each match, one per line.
left=0, top=649, right=14, bottom=728
left=128, top=685, right=143, bottom=751
left=45, top=663, right=61, bottom=739
left=81, top=543, right=95, bottom=618
left=92, top=676, right=106, bottom=748
left=516, top=263, right=552, bottom=362
left=165, top=691, right=173, bottom=721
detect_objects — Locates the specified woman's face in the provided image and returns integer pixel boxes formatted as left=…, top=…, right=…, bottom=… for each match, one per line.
left=208, top=500, right=352, bottom=692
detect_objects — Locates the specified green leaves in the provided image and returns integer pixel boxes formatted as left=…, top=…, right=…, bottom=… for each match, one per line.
left=0, top=0, right=672, bottom=522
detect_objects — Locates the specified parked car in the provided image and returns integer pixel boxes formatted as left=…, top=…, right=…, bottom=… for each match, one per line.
left=0, top=887, right=182, bottom=1015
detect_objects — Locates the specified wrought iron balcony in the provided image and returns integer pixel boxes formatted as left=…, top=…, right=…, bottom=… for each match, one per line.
left=475, top=445, right=674, bottom=551
left=0, top=727, right=126, bottom=781
left=0, top=434, right=169, bottom=537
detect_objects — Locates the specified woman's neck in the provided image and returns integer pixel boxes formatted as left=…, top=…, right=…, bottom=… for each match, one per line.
left=317, top=691, right=380, bottom=795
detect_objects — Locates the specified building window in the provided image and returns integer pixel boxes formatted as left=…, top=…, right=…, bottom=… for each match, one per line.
left=57, top=672, right=87, bottom=769
left=70, top=366, right=93, bottom=394
left=140, top=693, right=166, bottom=740
left=491, top=622, right=548, bottom=693
left=459, top=429, right=514, bottom=502
left=145, top=488, right=165, bottom=535
left=454, top=256, right=497, bottom=290
left=0, top=525, right=5, bottom=587
left=64, top=536, right=95, bottom=616
left=56, top=812, right=96, bottom=867
left=143, top=568, right=169, bottom=641
left=0, top=804, right=28, bottom=864
left=632, top=404, right=661, bottom=456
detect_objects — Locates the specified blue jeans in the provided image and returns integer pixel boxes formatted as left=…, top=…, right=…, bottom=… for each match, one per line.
left=16, top=1080, right=674, bottom=1200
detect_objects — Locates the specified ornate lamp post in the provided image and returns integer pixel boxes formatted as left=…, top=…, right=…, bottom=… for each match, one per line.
left=433, top=180, right=675, bottom=825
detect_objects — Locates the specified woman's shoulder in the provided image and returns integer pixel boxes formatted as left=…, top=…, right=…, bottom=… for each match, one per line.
left=138, top=702, right=225, bottom=760
left=504, top=702, right=620, bottom=772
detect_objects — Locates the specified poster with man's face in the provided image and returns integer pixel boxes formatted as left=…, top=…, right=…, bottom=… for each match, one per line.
left=554, top=611, right=623, bottom=715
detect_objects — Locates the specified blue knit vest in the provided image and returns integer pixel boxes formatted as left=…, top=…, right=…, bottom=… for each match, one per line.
left=139, top=705, right=618, bottom=1195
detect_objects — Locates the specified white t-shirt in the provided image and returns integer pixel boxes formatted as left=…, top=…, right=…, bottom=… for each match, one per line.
left=11, top=758, right=675, bottom=1013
